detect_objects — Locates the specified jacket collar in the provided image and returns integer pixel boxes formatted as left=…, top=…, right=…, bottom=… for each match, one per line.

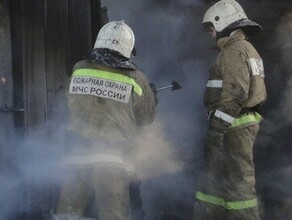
left=217, top=30, right=246, bottom=49
left=86, top=48, right=137, bottom=70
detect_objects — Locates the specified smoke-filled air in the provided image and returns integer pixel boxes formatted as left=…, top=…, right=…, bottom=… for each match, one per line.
left=0, top=1, right=291, bottom=220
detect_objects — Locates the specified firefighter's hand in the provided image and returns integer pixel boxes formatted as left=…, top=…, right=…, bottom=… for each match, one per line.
left=149, top=83, right=158, bottom=105
left=206, top=126, right=225, bottom=148
left=205, top=117, right=227, bottom=150
left=205, top=126, right=226, bottom=163
left=209, top=116, right=229, bottom=132
left=149, top=83, right=157, bottom=95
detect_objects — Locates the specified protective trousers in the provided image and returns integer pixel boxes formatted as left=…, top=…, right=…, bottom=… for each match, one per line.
left=56, top=163, right=131, bottom=220
left=195, top=124, right=261, bottom=220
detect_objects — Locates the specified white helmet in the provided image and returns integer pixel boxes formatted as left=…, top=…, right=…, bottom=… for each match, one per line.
left=94, top=20, right=135, bottom=58
left=203, top=0, right=248, bottom=32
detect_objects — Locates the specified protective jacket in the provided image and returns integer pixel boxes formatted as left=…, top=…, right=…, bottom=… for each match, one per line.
left=67, top=59, right=156, bottom=142
left=204, top=30, right=267, bottom=129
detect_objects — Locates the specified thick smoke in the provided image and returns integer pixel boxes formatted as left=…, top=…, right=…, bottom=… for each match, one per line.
left=2, top=1, right=291, bottom=219
left=101, top=0, right=210, bottom=218
left=276, top=11, right=292, bottom=123
left=0, top=1, right=210, bottom=219
left=101, top=1, right=292, bottom=219
left=0, top=117, right=69, bottom=219
left=255, top=10, right=292, bottom=219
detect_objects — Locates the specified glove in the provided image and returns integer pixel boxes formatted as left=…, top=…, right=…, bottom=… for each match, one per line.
left=149, top=82, right=157, bottom=95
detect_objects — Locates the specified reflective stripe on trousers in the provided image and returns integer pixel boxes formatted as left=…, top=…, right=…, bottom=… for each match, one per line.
left=195, top=192, right=257, bottom=210
left=195, top=112, right=262, bottom=211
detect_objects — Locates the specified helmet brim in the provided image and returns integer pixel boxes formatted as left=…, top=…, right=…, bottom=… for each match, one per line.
left=225, top=19, right=263, bottom=35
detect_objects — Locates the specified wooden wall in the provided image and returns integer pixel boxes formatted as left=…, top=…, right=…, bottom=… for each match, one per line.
left=0, top=0, right=107, bottom=218
left=9, top=0, right=104, bottom=136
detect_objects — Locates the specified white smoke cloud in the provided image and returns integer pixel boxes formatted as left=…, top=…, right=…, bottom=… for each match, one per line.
left=0, top=1, right=209, bottom=218
left=101, top=0, right=208, bottom=219
left=132, top=121, right=184, bottom=181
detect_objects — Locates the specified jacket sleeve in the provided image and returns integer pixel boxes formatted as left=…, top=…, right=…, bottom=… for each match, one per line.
left=132, top=71, right=157, bottom=126
left=211, top=49, right=250, bottom=129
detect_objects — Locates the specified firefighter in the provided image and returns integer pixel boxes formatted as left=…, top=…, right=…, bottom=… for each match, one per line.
left=54, top=20, right=156, bottom=220
left=194, top=0, right=267, bottom=219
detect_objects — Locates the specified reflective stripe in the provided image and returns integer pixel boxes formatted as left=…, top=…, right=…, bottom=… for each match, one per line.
left=73, top=69, right=143, bottom=96
left=231, top=112, right=262, bottom=128
left=206, top=80, right=223, bottom=88
left=196, top=191, right=225, bottom=206
left=226, top=199, right=258, bottom=210
left=249, top=58, right=264, bottom=77
left=214, top=110, right=235, bottom=124
left=62, top=153, right=135, bottom=173
left=196, top=192, right=258, bottom=210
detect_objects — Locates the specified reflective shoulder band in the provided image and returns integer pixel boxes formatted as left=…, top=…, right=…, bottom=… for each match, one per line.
left=231, top=112, right=262, bottom=128
left=206, top=80, right=223, bottom=88
left=214, top=110, right=235, bottom=124
left=73, top=68, right=143, bottom=96
left=196, top=192, right=257, bottom=210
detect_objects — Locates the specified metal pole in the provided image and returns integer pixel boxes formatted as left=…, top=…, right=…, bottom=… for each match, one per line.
left=156, top=85, right=173, bottom=91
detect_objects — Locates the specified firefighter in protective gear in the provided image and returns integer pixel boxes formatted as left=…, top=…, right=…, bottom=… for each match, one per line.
left=194, top=1, right=267, bottom=219
left=54, top=20, right=156, bottom=220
